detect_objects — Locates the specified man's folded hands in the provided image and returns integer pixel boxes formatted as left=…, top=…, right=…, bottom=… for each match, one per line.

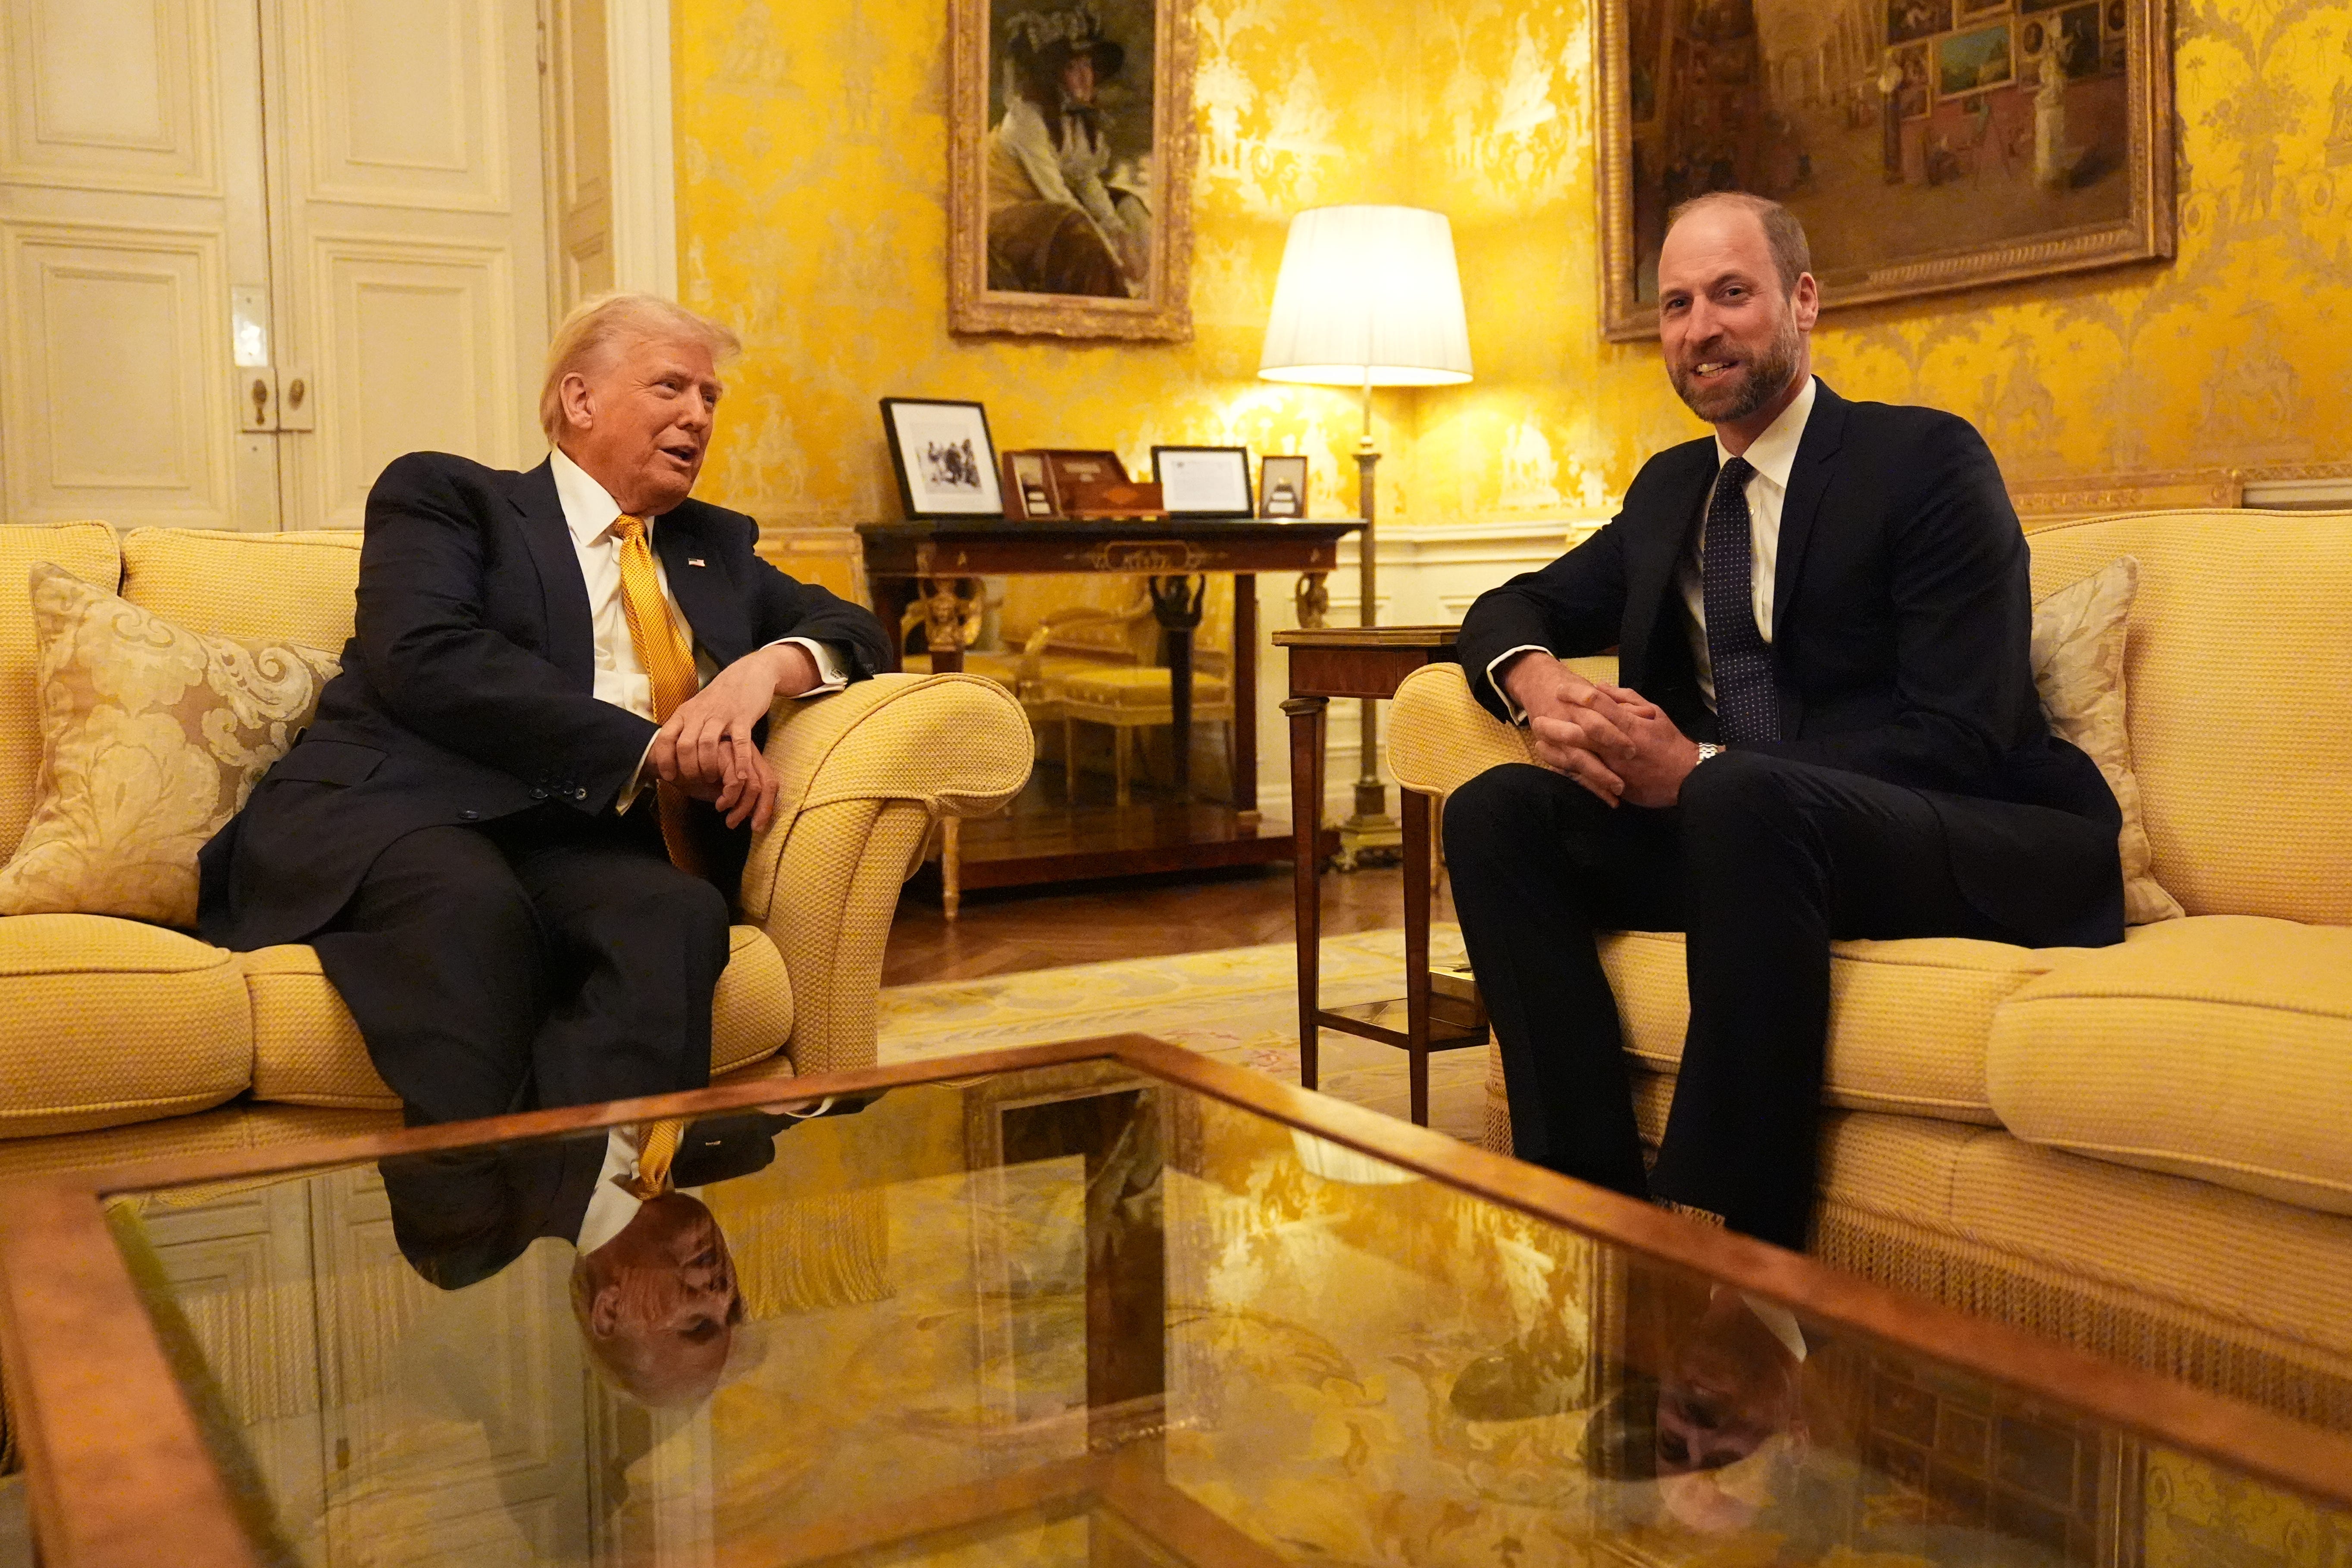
left=648, top=643, right=822, bottom=831
left=1503, top=653, right=1704, bottom=810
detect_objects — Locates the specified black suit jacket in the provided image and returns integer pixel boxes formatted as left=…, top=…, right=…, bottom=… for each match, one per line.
left=197, top=452, right=893, bottom=950
left=1457, top=382, right=2122, bottom=946
left=383, top=1111, right=793, bottom=1291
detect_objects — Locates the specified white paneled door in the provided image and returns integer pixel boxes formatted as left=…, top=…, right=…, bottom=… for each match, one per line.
left=0, top=0, right=553, bottom=532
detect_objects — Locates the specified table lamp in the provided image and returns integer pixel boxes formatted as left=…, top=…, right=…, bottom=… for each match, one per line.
left=1259, top=204, right=1472, bottom=863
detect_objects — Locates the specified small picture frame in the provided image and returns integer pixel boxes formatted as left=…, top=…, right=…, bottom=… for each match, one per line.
left=1000, top=449, right=1057, bottom=519
left=1151, top=445, right=1253, bottom=518
left=880, top=397, right=1003, bottom=518
left=1257, top=455, right=1308, bottom=518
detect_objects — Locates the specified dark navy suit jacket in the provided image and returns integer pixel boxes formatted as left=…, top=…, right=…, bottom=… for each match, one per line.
left=1455, top=383, right=2123, bottom=947
left=197, top=451, right=893, bottom=950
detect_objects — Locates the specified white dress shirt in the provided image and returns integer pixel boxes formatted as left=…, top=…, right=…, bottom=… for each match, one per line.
left=576, top=1120, right=654, bottom=1254
left=549, top=448, right=848, bottom=806
left=1486, top=376, right=1818, bottom=720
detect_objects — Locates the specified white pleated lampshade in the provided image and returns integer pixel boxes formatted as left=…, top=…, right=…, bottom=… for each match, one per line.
left=1258, top=205, right=1473, bottom=388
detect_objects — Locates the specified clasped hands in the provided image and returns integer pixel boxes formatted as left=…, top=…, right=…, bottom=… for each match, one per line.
left=647, top=643, right=822, bottom=832
left=1501, top=652, right=1703, bottom=809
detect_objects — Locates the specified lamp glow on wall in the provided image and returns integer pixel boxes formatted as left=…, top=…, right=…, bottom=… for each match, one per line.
left=1259, top=204, right=1472, bottom=855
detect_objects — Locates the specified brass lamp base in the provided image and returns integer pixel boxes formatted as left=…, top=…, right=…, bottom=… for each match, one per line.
left=1334, top=782, right=1403, bottom=870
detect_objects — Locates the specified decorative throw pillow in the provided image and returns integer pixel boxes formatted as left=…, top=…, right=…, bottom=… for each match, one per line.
left=0, top=563, right=340, bottom=928
left=2030, top=555, right=2183, bottom=925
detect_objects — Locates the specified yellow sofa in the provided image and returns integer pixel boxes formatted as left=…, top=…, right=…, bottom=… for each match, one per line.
left=0, top=522, right=1032, bottom=1184
left=1388, top=508, right=2352, bottom=1431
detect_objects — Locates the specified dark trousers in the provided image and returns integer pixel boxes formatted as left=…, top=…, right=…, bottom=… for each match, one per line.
left=1445, top=751, right=2060, bottom=1251
left=311, top=805, right=732, bottom=1126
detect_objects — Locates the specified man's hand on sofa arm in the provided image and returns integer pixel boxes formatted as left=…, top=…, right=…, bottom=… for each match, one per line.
left=650, top=644, right=824, bottom=831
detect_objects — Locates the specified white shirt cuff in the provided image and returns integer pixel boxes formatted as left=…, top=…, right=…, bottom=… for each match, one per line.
left=779, top=636, right=850, bottom=693
left=618, top=640, right=851, bottom=814
left=1486, top=645, right=1553, bottom=726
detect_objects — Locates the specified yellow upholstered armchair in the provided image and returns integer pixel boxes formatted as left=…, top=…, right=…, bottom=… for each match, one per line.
left=1386, top=508, right=2352, bottom=1433
left=0, top=522, right=1033, bottom=1179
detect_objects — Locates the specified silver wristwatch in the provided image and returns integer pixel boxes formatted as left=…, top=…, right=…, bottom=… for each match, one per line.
left=1695, top=742, right=1724, bottom=765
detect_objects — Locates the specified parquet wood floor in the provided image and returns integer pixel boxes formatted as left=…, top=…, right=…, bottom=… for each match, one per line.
left=881, top=864, right=1457, bottom=986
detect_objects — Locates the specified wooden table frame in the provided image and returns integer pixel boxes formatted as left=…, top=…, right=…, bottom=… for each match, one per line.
left=1276, top=626, right=1486, bottom=1126
left=860, top=522, right=1364, bottom=902
left=3, top=1036, right=2350, bottom=1568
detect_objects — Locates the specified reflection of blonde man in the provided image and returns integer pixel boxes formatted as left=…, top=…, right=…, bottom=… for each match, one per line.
left=386, top=1108, right=802, bottom=1409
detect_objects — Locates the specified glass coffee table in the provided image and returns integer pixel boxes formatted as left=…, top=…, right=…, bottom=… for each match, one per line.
left=1, top=1035, right=2346, bottom=1568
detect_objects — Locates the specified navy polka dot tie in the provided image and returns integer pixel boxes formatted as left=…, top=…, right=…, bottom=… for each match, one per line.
left=1702, top=455, right=1779, bottom=743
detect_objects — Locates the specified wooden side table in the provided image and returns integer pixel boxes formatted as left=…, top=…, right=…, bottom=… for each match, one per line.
left=1276, top=626, right=1488, bottom=1125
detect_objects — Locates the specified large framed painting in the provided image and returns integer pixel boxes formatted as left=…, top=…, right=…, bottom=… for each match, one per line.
left=948, top=0, right=1198, bottom=341
left=1596, top=0, right=2173, bottom=338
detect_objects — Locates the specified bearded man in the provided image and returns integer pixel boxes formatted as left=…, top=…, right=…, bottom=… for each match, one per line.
left=1447, top=193, right=2123, bottom=1251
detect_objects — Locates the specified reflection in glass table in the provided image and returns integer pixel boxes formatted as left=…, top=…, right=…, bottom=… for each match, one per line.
left=39, top=1039, right=2352, bottom=1566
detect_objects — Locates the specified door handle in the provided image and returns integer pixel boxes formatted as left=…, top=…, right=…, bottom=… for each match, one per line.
left=278, top=366, right=315, bottom=432
left=238, top=368, right=279, bottom=432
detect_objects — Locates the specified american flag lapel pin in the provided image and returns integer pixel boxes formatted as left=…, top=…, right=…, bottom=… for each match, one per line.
left=687, top=557, right=707, bottom=567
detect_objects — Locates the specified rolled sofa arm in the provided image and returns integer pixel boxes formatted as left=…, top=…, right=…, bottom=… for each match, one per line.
left=1386, top=656, right=1622, bottom=801
left=737, top=673, right=1033, bottom=1077
left=1386, top=664, right=1539, bottom=801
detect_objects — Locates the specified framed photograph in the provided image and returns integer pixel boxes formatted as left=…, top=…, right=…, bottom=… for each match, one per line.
left=880, top=398, right=1003, bottom=518
left=1594, top=0, right=2173, bottom=337
left=1257, top=454, right=1308, bottom=518
left=947, top=0, right=1198, bottom=341
left=1001, top=449, right=1058, bottom=518
left=1151, top=446, right=1252, bottom=517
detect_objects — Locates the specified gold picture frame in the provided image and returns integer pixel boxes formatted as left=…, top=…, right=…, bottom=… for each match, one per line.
left=1595, top=0, right=2174, bottom=341
left=948, top=0, right=1198, bottom=341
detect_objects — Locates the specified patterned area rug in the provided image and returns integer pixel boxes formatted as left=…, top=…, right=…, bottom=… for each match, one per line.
left=877, top=925, right=1487, bottom=1143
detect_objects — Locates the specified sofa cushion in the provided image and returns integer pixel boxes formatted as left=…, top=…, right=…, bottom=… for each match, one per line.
left=2025, top=510, right=2352, bottom=925
left=119, top=527, right=361, bottom=649
left=246, top=924, right=795, bottom=1108
left=2030, top=556, right=2180, bottom=925
left=0, top=565, right=339, bottom=926
left=0, top=523, right=122, bottom=861
left=0, top=914, right=250, bottom=1136
left=1987, top=915, right=2352, bottom=1216
left=1598, top=930, right=2056, bottom=1124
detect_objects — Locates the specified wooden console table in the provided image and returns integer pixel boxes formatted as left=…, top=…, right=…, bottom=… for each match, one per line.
left=860, top=519, right=1360, bottom=902
left=1276, top=625, right=1488, bottom=1125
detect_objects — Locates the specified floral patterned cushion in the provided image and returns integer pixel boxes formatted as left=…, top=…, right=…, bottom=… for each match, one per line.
left=2030, top=554, right=2183, bottom=926
left=0, top=563, right=338, bottom=928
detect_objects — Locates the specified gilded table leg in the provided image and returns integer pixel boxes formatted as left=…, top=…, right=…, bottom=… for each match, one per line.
left=1284, top=695, right=1328, bottom=1091
left=1293, top=571, right=1329, bottom=629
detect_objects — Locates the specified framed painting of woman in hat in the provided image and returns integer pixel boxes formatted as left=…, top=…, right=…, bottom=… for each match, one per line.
left=949, top=0, right=1197, bottom=340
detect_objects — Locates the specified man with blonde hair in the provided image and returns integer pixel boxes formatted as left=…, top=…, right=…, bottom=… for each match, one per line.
left=200, top=293, right=890, bottom=1128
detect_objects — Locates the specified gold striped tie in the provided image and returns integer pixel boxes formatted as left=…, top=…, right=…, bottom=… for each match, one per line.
left=610, top=515, right=703, bottom=875
left=617, top=1117, right=688, bottom=1200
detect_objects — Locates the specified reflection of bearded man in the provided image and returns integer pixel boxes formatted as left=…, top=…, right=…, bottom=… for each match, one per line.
left=572, top=1191, right=744, bottom=1409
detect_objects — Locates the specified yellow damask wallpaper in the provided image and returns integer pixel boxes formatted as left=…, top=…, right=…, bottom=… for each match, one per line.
left=677, top=0, right=2351, bottom=533
left=1413, top=0, right=2352, bottom=520
left=672, top=0, right=1436, bottom=532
